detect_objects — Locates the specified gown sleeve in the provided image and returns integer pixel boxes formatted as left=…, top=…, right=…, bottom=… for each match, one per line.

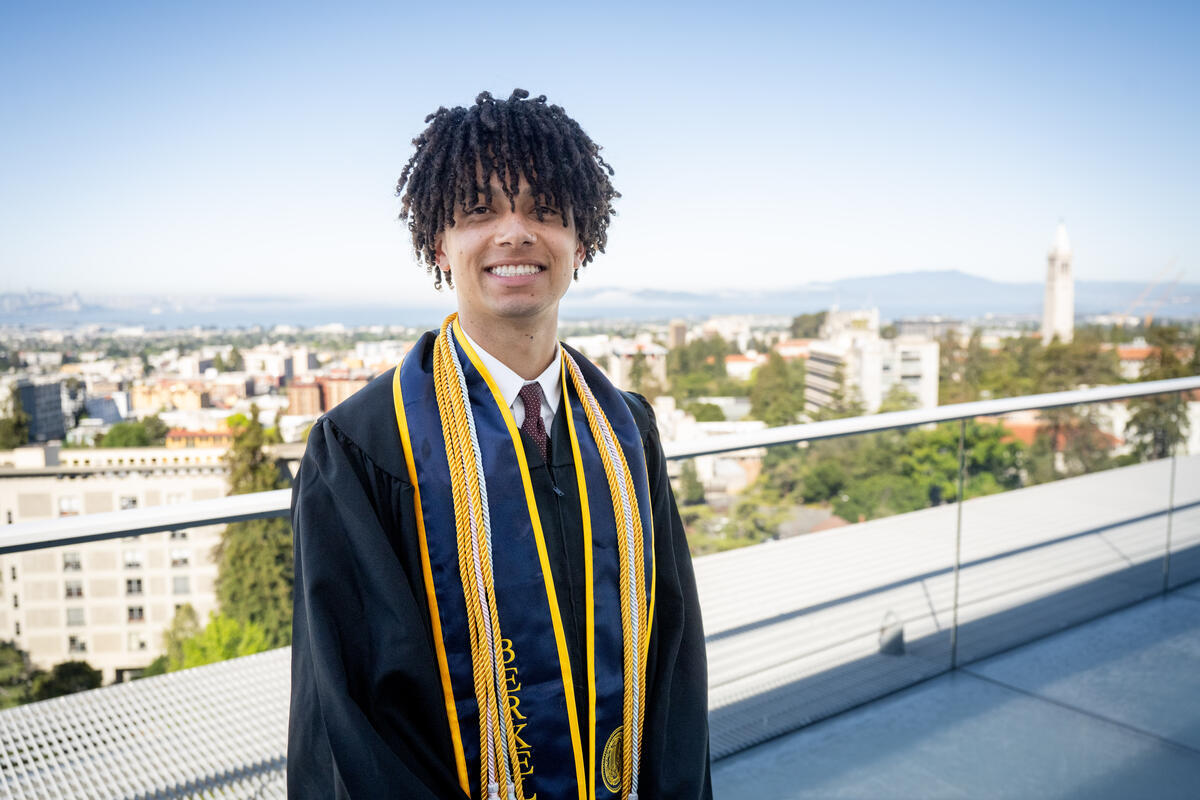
left=288, top=418, right=468, bottom=800
left=630, top=395, right=714, bottom=800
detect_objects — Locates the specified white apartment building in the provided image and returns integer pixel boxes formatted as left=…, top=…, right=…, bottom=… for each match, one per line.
left=805, top=335, right=939, bottom=414
left=0, top=445, right=228, bottom=682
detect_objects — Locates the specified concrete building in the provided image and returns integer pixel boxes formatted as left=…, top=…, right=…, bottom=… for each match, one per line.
left=287, top=383, right=323, bottom=417
left=0, top=445, right=228, bottom=682
left=16, top=380, right=66, bottom=443
left=131, top=381, right=210, bottom=413
left=320, top=378, right=369, bottom=411
left=1041, top=222, right=1074, bottom=344
left=724, top=353, right=767, bottom=382
left=668, top=319, right=689, bottom=349
left=607, top=342, right=668, bottom=391
left=895, top=316, right=965, bottom=341
left=820, top=307, right=880, bottom=341
left=806, top=336, right=939, bottom=414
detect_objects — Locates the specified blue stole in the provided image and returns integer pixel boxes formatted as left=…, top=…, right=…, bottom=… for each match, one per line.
left=393, top=328, right=655, bottom=800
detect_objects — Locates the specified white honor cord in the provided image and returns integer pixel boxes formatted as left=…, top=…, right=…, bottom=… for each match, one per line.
left=563, top=353, right=643, bottom=794
left=448, top=337, right=515, bottom=800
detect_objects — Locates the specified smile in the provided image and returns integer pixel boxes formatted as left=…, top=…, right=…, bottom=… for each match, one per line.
left=487, top=264, right=545, bottom=277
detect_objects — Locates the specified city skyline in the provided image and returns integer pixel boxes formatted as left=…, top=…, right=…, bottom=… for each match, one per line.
left=1, top=1, right=1197, bottom=300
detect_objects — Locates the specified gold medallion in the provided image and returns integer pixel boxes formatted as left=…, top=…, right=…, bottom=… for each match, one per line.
left=601, top=725, right=623, bottom=794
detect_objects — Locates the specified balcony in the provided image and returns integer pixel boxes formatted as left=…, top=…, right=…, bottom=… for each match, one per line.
left=0, top=377, right=1197, bottom=798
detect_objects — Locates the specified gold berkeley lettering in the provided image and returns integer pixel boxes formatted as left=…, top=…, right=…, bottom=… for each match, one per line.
left=499, top=639, right=536, bottom=781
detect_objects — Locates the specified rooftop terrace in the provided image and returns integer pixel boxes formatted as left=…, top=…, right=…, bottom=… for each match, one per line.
left=0, top=377, right=1197, bottom=798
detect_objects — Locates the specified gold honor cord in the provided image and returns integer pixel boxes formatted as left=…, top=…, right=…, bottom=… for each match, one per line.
left=432, top=314, right=650, bottom=800
left=433, top=319, right=523, bottom=800
left=561, top=353, right=648, bottom=800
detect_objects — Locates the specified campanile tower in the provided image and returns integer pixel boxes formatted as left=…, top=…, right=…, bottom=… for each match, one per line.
left=1041, top=222, right=1074, bottom=344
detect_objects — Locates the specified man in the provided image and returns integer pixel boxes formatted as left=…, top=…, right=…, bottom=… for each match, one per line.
left=289, top=89, right=711, bottom=800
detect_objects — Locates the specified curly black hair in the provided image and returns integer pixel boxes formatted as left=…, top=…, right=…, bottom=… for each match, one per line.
left=396, top=89, right=619, bottom=290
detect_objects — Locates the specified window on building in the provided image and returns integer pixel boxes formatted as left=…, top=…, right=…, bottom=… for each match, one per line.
left=128, top=632, right=149, bottom=651
left=9, top=565, right=16, bottom=580
left=57, top=496, right=81, bottom=517
left=172, top=575, right=190, bottom=595
left=170, top=549, right=190, bottom=568
left=65, top=580, right=83, bottom=598
left=14, top=622, right=19, bottom=636
left=126, top=578, right=143, bottom=596
left=63, top=551, right=82, bottom=571
left=68, top=636, right=87, bottom=654
left=119, top=496, right=138, bottom=510
left=169, top=530, right=188, bottom=540
left=123, top=550, right=144, bottom=569
left=11, top=594, right=17, bottom=609
left=66, top=608, right=85, bottom=626
left=127, top=606, right=145, bottom=623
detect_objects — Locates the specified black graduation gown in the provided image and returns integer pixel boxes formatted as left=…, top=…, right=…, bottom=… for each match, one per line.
left=288, top=364, right=713, bottom=799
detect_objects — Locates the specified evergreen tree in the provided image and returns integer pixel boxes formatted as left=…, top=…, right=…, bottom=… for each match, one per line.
left=1126, top=326, right=1191, bottom=461
left=748, top=353, right=806, bottom=426
left=217, top=406, right=293, bottom=647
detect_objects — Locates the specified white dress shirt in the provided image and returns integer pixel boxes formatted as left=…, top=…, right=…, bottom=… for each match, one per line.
left=460, top=328, right=561, bottom=434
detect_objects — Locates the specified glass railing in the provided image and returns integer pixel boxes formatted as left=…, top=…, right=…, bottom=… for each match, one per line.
left=0, top=376, right=1197, bottom=775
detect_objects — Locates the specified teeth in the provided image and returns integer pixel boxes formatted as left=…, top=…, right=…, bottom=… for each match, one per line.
left=490, top=264, right=541, bottom=277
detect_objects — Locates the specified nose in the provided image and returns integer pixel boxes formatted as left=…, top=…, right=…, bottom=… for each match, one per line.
left=493, top=208, right=537, bottom=247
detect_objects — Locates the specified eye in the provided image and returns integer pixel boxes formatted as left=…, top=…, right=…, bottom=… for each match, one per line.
left=537, top=205, right=560, bottom=217
left=465, top=204, right=490, bottom=216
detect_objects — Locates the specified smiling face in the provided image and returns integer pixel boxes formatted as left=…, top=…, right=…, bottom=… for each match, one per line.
left=436, top=174, right=585, bottom=332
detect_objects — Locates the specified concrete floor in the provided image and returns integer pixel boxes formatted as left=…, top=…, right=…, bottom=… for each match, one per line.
left=712, top=582, right=1200, bottom=799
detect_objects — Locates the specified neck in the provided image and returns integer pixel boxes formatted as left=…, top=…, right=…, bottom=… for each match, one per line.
left=457, top=312, right=559, bottom=380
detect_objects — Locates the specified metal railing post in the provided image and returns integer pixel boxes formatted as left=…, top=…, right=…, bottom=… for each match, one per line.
left=1162, top=391, right=1181, bottom=594
left=950, top=417, right=966, bottom=669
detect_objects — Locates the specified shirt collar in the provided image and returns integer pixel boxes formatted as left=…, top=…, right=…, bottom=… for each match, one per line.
left=459, top=327, right=562, bottom=412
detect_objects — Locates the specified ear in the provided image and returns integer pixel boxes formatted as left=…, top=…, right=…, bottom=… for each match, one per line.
left=574, top=240, right=586, bottom=270
left=434, top=232, right=448, bottom=271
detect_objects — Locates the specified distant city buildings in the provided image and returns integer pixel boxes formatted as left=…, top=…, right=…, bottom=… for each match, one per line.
left=1042, top=222, right=1075, bottom=344
left=804, top=307, right=939, bottom=414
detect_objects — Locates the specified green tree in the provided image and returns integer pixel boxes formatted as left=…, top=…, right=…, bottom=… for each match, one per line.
left=878, top=384, right=918, bottom=413
left=97, top=420, right=152, bottom=447
left=790, top=311, right=827, bottom=339
left=677, top=461, right=706, bottom=506
left=748, top=353, right=805, bottom=426
left=163, top=603, right=201, bottom=669
left=1126, top=326, right=1192, bottom=461
left=31, top=660, right=102, bottom=701
left=179, top=614, right=271, bottom=669
left=683, top=402, right=725, bottom=422
left=667, top=335, right=746, bottom=401
left=217, top=406, right=293, bottom=646
left=0, top=640, right=35, bottom=708
left=142, top=414, right=169, bottom=445
left=0, top=388, right=30, bottom=450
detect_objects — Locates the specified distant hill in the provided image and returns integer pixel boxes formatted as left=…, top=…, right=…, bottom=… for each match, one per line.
left=560, top=270, right=1200, bottom=321
left=3, top=272, right=1197, bottom=328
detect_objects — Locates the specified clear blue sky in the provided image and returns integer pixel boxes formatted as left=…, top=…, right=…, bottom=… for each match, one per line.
left=1, top=0, right=1196, bottom=302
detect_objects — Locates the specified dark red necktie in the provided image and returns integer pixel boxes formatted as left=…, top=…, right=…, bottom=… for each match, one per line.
left=518, top=382, right=549, bottom=462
